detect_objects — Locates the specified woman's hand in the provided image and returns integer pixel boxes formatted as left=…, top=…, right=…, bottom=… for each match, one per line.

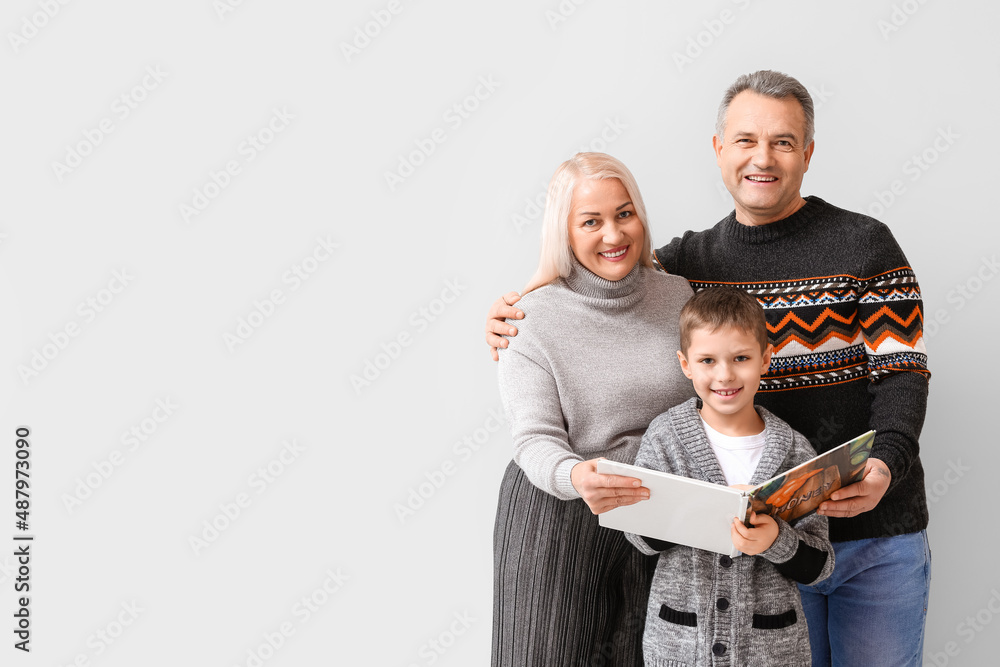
left=571, top=458, right=650, bottom=515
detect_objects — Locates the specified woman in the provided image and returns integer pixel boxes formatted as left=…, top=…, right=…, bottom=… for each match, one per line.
left=493, top=153, right=695, bottom=666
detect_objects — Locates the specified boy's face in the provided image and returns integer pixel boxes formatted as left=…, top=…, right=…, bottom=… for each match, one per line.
left=677, top=325, right=772, bottom=431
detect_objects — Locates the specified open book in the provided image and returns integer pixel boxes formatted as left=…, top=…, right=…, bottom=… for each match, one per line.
left=597, top=430, right=875, bottom=556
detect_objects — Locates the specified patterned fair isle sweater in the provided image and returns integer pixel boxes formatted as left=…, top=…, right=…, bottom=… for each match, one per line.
left=655, top=196, right=930, bottom=543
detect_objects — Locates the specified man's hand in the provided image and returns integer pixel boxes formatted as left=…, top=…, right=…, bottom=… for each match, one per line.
left=818, top=457, right=891, bottom=518
left=731, top=512, right=779, bottom=555
left=571, top=458, right=650, bottom=515
left=486, top=292, right=524, bottom=361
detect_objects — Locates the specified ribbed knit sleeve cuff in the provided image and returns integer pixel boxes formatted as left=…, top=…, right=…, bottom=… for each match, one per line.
left=555, top=459, right=581, bottom=499
left=624, top=532, right=674, bottom=556
left=624, top=532, right=662, bottom=556
left=760, top=518, right=798, bottom=564
left=871, top=433, right=914, bottom=494
left=773, top=540, right=830, bottom=585
left=871, top=449, right=904, bottom=494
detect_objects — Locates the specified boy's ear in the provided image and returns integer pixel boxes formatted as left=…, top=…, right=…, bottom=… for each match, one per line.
left=760, top=343, right=773, bottom=374
left=676, top=350, right=693, bottom=379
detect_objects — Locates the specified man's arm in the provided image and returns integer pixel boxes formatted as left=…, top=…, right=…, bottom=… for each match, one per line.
left=653, top=238, right=683, bottom=276
left=820, top=220, right=929, bottom=517
left=486, top=292, right=523, bottom=361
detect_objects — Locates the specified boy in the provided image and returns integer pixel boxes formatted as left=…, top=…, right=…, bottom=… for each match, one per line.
left=626, top=287, right=833, bottom=666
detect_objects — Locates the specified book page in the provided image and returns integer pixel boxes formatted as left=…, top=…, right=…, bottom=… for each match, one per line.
left=597, top=460, right=746, bottom=556
left=747, top=430, right=876, bottom=524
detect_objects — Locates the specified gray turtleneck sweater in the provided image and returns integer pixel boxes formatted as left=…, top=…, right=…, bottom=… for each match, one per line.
left=497, top=260, right=695, bottom=499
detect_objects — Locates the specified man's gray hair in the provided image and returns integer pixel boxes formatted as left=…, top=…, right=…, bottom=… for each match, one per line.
left=716, top=70, right=815, bottom=146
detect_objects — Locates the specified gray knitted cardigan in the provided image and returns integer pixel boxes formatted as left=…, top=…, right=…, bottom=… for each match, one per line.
left=627, top=398, right=834, bottom=667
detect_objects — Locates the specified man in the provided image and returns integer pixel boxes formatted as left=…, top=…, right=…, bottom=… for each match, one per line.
left=485, top=70, right=931, bottom=666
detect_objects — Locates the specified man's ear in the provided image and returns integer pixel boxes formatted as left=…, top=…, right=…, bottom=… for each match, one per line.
left=677, top=350, right=693, bottom=379
left=713, top=134, right=724, bottom=166
left=803, top=140, right=815, bottom=172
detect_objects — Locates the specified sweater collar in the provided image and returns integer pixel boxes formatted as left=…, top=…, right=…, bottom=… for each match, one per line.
left=721, top=195, right=826, bottom=245
left=563, top=255, right=645, bottom=305
left=671, top=397, right=794, bottom=486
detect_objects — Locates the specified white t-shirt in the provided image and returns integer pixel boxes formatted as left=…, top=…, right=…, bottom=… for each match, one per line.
left=701, top=418, right=767, bottom=486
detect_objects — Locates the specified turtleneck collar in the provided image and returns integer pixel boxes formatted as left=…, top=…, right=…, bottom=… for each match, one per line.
left=722, top=195, right=826, bottom=245
left=563, top=255, right=646, bottom=306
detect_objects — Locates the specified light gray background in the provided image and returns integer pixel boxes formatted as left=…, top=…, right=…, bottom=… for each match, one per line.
left=2, top=1, right=996, bottom=665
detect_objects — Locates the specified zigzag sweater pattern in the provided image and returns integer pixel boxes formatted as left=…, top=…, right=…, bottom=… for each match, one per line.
left=655, top=196, right=930, bottom=543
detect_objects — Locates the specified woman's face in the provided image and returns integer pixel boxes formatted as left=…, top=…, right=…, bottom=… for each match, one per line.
left=567, top=177, right=644, bottom=282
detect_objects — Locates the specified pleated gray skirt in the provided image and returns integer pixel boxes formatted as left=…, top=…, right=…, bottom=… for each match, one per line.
left=492, top=460, right=655, bottom=666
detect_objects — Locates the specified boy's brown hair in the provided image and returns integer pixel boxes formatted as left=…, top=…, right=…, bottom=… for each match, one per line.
left=679, top=286, right=770, bottom=354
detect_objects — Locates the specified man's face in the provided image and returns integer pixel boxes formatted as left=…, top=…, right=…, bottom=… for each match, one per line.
left=713, top=91, right=815, bottom=226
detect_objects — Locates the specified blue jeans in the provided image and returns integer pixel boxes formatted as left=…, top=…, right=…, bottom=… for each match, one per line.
left=799, top=530, right=931, bottom=667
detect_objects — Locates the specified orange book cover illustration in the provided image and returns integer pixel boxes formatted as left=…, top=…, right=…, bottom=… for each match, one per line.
left=746, top=430, right=875, bottom=525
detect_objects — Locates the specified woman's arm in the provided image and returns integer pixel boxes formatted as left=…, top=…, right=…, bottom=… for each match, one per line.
left=498, top=347, right=648, bottom=510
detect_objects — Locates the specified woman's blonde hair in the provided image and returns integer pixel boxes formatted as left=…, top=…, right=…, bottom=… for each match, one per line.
left=524, top=152, right=652, bottom=293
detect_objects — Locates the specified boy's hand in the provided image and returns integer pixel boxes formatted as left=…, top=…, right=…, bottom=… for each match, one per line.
left=486, top=292, right=524, bottom=361
left=731, top=511, right=779, bottom=555
left=571, top=458, right=650, bottom=515
left=818, top=458, right=891, bottom=518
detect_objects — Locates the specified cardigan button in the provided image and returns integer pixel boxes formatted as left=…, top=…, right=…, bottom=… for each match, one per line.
left=712, top=642, right=726, bottom=656
left=719, top=555, right=733, bottom=568
left=716, top=598, right=729, bottom=611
